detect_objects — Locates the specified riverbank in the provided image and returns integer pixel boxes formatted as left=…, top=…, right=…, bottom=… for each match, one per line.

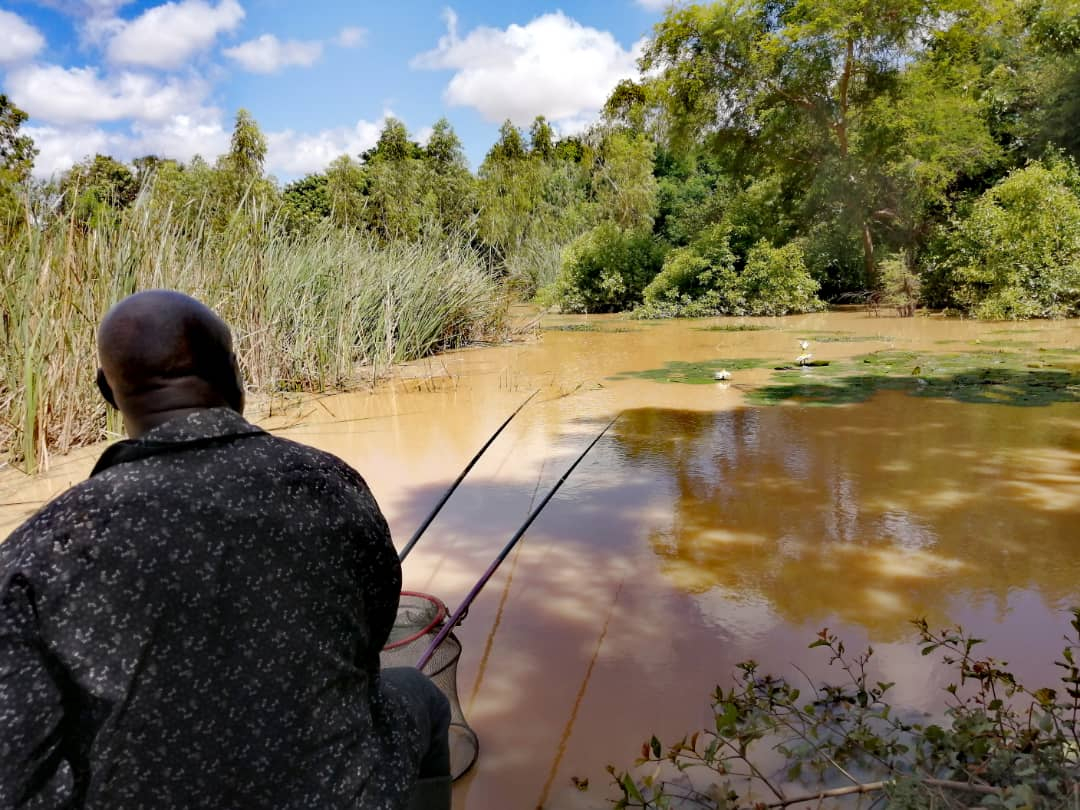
left=0, top=208, right=507, bottom=473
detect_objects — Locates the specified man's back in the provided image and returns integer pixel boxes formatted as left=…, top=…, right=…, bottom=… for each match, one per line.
left=0, top=408, right=421, bottom=809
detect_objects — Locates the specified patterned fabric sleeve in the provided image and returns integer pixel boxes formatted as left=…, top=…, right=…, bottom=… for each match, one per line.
left=336, top=462, right=402, bottom=659
left=0, top=544, right=67, bottom=810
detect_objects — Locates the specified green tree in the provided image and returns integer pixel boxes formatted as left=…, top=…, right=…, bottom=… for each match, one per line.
left=486, top=121, right=527, bottom=163
left=421, top=118, right=474, bottom=234
left=282, top=173, right=331, bottom=233
left=591, top=131, right=659, bottom=230
left=0, top=95, right=37, bottom=183
left=224, top=108, right=267, bottom=188
left=945, top=160, right=1080, bottom=319
left=0, top=95, right=36, bottom=232
left=325, top=155, right=367, bottom=229
left=637, top=0, right=963, bottom=285
left=529, top=116, right=555, bottom=161
left=363, top=118, right=423, bottom=240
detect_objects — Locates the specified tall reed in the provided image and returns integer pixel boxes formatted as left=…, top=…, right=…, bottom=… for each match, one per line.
left=0, top=198, right=505, bottom=472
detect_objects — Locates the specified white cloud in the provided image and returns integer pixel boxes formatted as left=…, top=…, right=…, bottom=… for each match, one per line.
left=266, top=115, right=390, bottom=175
left=413, top=9, right=643, bottom=129
left=636, top=0, right=675, bottom=9
left=224, top=34, right=323, bottom=74
left=24, top=126, right=112, bottom=176
left=335, top=26, right=367, bottom=48
left=26, top=109, right=229, bottom=177
left=107, top=0, right=245, bottom=69
left=0, top=10, right=46, bottom=63
left=6, top=64, right=210, bottom=124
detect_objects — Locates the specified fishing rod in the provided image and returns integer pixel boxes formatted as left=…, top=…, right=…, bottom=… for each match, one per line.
left=398, top=389, right=539, bottom=562
left=415, top=414, right=619, bottom=670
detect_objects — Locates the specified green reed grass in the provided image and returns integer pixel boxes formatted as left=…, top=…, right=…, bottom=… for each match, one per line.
left=0, top=198, right=505, bottom=472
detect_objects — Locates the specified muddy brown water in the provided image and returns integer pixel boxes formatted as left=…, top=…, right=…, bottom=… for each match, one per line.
left=2, top=311, right=1079, bottom=807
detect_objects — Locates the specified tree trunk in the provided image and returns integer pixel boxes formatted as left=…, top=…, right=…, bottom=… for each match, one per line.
left=862, top=220, right=876, bottom=289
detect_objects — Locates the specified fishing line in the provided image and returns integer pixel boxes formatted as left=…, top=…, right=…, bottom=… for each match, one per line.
left=398, top=389, right=539, bottom=562
left=415, top=414, right=619, bottom=670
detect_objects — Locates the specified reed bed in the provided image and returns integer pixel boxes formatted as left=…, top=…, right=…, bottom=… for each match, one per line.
left=0, top=200, right=506, bottom=472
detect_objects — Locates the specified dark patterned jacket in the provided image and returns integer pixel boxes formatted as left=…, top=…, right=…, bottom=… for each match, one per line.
left=0, top=408, right=422, bottom=809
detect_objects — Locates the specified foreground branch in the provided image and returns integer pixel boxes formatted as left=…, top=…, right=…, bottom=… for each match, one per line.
left=763, top=778, right=1003, bottom=808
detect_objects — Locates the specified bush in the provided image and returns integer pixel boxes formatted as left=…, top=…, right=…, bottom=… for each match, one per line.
left=738, top=240, right=824, bottom=316
left=638, top=232, right=823, bottom=318
left=613, top=612, right=1080, bottom=809
left=640, top=224, right=739, bottom=316
left=553, top=222, right=667, bottom=312
left=944, top=160, right=1080, bottom=319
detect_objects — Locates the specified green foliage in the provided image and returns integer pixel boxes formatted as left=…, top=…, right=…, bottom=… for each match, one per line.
left=944, top=161, right=1080, bottom=318
left=641, top=224, right=738, bottom=315
left=639, top=232, right=822, bottom=318
left=611, top=612, right=1080, bottom=809
left=738, top=241, right=824, bottom=316
left=61, top=154, right=140, bottom=226
left=554, top=222, right=667, bottom=312
left=0, top=95, right=36, bottom=236
left=0, top=94, right=36, bottom=183
left=592, top=131, right=659, bottom=230
left=529, top=116, right=555, bottom=161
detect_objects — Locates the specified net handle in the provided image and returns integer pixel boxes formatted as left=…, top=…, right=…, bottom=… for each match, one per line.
left=383, top=591, right=448, bottom=651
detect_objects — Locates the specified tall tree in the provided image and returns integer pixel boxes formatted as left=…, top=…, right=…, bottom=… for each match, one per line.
left=0, top=95, right=36, bottom=183
left=638, top=0, right=963, bottom=284
left=529, top=116, right=555, bottom=161
left=422, top=118, right=474, bottom=233
left=225, top=108, right=267, bottom=186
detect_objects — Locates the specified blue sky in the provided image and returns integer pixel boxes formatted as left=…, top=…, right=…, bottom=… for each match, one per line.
left=0, top=0, right=669, bottom=180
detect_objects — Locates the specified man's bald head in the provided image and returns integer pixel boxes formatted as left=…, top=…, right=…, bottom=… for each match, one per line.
left=97, top=290, right=244, bottom=436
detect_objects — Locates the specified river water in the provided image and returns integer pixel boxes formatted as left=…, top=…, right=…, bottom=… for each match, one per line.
left=2, top=310, right=1079, bottom=808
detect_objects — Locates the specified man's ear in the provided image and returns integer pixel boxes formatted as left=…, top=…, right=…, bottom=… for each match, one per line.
left=96, top=368, right=117, bottom=409
left=225, top=352, right=245, bottom=414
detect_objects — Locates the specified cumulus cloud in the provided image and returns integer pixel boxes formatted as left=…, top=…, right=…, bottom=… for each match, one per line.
left=26, top=111, right=230, bottom=176
left=0, top=10, right=46, bottom=63
left=224, top=34, right=323, bottom=74
left=107, top=0, right=245, bottom=69
left=413, top=9, right=643, bottom=128
left=335, top=26, right=367, bottom=48
left=636, top=0, right=676, bottom=9
left=6, top=64, right=210, bottom=124
left=24, top=127, right=112, bottom=177
left=266, top=115, right=390, bottom=175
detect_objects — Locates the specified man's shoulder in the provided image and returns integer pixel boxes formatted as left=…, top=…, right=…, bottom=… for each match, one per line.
left=1, top=475, right=111, bottom=565
left=250, top=433, right=370, bottom=486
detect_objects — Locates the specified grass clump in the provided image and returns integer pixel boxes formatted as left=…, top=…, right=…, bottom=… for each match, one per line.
left=0, top=203, right=504, bottom=471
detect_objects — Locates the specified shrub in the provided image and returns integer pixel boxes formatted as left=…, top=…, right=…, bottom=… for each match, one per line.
left=554, top=222, right=667, bottom=312
left=945, top=160, right=1080, bottom=319
left=637, top=232, right=823, bottom=318
left=738, top=240, right=824, bottom=316
left=613, top=612, right=1080, bottom=809
left=639, top=225, right=739, bottom=317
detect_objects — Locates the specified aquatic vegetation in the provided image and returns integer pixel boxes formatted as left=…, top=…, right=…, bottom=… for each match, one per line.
left=794, top=333, right=895, bottom=343
left=542, top=323, right=603, bottom=332
left=748, top=349, right=1080, bottom=407
left=610, top=358, right=771, bottom=385
left=695, top=323, right=773, bottom=332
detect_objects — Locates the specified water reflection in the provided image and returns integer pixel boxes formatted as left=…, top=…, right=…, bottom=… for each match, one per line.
left=614, top=392, right=1080, bottom=638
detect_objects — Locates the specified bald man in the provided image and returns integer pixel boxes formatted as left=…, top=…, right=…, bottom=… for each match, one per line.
left=0, top=291, right=450, bottom=810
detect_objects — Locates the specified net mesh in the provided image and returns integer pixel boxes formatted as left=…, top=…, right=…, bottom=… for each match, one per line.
left=381, top=592, right=479, bottom=781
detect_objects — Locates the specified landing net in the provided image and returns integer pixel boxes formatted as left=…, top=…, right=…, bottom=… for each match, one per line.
left=381, top=591, right=479, bottom=780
